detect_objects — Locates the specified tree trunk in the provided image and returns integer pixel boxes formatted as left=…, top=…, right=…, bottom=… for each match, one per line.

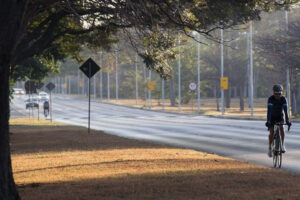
left=225, top=87, right=231, bottom=108
left=292, top=90, right=297, bottom=115
left=169, top=77, right=175, bottom=107
left=0, top=1, right=25, bottom=198
left=0, top=59, right=20, bottom=200
left=239, top=85, right=245, bottom=111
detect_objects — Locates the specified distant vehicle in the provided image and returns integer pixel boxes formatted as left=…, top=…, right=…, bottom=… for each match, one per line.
left=38, top=92, right=49, bottom=102
left=25, top=98, right=39, bottom=109
left=13, top=88, right=25, bottom=95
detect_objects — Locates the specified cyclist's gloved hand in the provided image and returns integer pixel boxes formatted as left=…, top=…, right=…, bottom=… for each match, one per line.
left=265, top=121, right=271, bottom=128
left=287, top=121, right=292, bottom=131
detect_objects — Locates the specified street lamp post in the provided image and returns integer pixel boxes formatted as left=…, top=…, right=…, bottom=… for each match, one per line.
left=148, top=69, right=152, bottom=109
left=220, top=29, right=224, bottom=115
left=115, top=50, right=119, bottom=102
left=197, top=33, right=201, bottom=113
left=178, top=34, right=181, bottom=112
left=162, top=78, right=165, bottom=110
left=285, top=11, right=291, bottom=116
left=107, top=70, right=110, bottom=101
left=249, top=22, right=254, bottom=116
left=135, top=53, right=138, bottom=105
left=99, top=51, right=103, bottom=101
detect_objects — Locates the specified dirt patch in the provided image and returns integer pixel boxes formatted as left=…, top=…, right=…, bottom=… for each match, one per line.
left=10, top=119, right=300, bottom=200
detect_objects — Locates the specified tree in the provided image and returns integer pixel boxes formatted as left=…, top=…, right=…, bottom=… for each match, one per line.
left=256, top=9, right=300, bottom=114
left=0, top=0, right=295, bottom=199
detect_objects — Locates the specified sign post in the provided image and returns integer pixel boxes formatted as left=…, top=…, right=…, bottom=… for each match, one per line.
left=46, top=82, right=56, bottom=122
left=189, top=82, right=197, bottom=112
left=80, top=58, right=101, bottom=133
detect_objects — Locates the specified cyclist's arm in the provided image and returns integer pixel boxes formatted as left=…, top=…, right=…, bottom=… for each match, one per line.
left=283, top=97, right=289, bottom=122
left=267, top=98, right=272, bottom=122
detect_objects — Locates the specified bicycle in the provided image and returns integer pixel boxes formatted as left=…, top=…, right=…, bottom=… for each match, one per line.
left=271, top=122, right=290, bottom=168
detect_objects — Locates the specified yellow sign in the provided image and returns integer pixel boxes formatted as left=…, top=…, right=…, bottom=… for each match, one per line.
left=63, top=83, right=67, bottom=89
left=147, top=81, right=155, bottom=91
left=79, top=81, right=83, bottom=88
left=220, top=77, right=228, bottom=90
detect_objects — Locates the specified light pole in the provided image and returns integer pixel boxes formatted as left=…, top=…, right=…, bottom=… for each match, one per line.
left=178, top=33, right=181, bottom=112
left=99, top=51, right=103, bottom=101
left=220, top=29, right=224, bottom=115
left=69, top=76, right=71, bottom=94
left=285, top=11, right=291, bottom=116
left=148, top=69, right=152, bottom=109
left=115, top=50, right=119, bottom=102
left=107, top=69, right=110, bottom=101
left=162, top=78, right=165, bottom=110
left=197, top=33, right=201, bottom=113
left=77, top=70, right=80, bottom=94
left=93, top=75, right=96, bottom=98
left=135, top=53, right=138, bottom=105
left=249, top=22, right=254, bottom=116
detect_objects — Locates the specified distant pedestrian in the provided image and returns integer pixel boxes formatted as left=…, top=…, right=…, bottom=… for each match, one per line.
left=43, top=101, right=49, bottom=117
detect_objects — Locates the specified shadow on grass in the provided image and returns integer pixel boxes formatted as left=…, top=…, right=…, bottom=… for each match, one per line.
left=10, top=125, right=168, bottom=155
left=17, top=168, right=300, bottom=200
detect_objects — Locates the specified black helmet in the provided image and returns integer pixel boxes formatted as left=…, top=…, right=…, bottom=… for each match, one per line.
left=273, top=84, right=283, bottom=94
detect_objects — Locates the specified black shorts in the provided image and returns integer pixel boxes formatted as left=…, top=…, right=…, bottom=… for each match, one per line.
left=270, top=116, right=284, bottom=128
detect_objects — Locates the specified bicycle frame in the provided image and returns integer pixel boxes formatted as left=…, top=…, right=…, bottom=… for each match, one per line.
left=271, top=122, right=284, bottom=168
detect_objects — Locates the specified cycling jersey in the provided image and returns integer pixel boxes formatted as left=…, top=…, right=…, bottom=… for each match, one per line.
left=267, top=95, right=289, bottom=123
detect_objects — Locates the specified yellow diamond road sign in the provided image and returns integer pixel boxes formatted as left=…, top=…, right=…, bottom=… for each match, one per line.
left=147, top=81, right=155, bottom=91
left=220, top=77, right=228, bottom=90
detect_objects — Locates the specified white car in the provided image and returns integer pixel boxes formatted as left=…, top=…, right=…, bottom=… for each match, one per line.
left=25, top=97, right=39, bottom=109
left=38, top=92, right=49, bottom=102
left=13, top=88, right=25, bottom=95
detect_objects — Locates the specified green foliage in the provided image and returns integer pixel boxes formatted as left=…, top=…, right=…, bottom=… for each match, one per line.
left=9, top=80, right=15, bottom=103
left=12, top=56, right=60, bottom=82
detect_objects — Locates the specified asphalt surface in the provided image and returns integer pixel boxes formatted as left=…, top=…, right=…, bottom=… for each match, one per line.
left=11, top=94, right=300, bottom=173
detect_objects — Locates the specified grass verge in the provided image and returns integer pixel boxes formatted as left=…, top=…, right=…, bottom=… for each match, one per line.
left=10, top=118, right=300, bottom=200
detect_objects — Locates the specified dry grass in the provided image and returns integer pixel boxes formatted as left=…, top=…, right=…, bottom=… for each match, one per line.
left=10, top=118, right=300, bottom=200
left=98, top=98, right=268, bottom=119
left=10, top=117, right=65, bottom=126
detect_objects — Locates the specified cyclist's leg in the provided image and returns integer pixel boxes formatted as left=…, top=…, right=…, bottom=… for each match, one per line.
left=269, top=127, right=274, bottom=149
left=268, top=126, right=274, bottom=157
left=280, top=125, right=286, bottom=152
left=280, top=125, right=285, bottom=142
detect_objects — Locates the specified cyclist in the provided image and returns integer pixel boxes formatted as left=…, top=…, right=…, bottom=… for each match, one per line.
left=43, top=101, right=50, bottom=117
left=265, top=84, right=291, bottom=157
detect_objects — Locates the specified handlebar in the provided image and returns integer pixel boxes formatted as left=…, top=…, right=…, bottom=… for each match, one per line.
left=267, top=122, right=292, bottom=131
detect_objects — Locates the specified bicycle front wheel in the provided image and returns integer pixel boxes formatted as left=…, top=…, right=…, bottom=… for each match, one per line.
left=277, top=137, right=282, bottom=168
left=273, top=149, right=278, bottom=168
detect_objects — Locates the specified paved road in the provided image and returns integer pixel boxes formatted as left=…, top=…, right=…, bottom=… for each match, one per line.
left=11, top=94, right=300, bottom=173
